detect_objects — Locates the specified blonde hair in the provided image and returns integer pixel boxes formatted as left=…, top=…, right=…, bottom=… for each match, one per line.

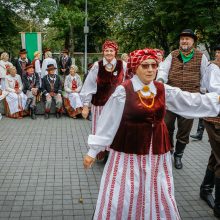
left=0, top=52, right=9, bottom=61
left=70, top=64, right=78, bottom=72
left=34, top=51, right=40, bottom=57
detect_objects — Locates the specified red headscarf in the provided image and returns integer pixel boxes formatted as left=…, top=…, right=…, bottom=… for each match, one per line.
left=127, top=48, right=159, bottom=73
left=102, top=40, right=119, bottom=53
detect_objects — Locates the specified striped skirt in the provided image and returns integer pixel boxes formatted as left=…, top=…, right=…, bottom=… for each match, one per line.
left=91, top=105, right=109, bottom=160
left=93, top=148, right=181, bottom=220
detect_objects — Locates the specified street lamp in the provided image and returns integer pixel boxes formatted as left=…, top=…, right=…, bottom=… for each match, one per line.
left=84, top=0, right=89, bottom=75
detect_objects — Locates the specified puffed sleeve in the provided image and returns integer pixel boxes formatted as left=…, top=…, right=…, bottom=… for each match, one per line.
left=165, top=84, right=220, bottom=119
left=87, top=85, right=126, bottom=158
left=202, top=63, right=220, bottom=94
left=80, top=61, right=99, bottom=106
left=156, top=53, right=172, bottom=83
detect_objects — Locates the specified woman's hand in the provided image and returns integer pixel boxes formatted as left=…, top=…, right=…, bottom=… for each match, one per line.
left=82, top=105, right=89, bottom=119
left=83, top=155, right=95, bottom=169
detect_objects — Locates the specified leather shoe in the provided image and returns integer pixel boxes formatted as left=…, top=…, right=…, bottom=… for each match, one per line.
left=174, top=156, right=183, bottom=169
left=200, top=190, right=215, bottom=209
left=44, top=113, right=49, bottom=119
left=56, top=112, right=61, bottom=119
left=190, top=133, right=202, bottom=140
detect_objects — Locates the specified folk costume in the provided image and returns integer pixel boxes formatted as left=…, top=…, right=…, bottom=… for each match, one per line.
left=14, top=49, right=31, bottom=79
left=41, top=64, right=62, bottom=118
left=59, top=49, right=72, bottom=78
left=5, top=72, right=27, bottom=118
left=156, top=29, right=210, bottom=169
left=64, top=73, right=83, bottom=118
left=0, top=58, right=13, bottom=90
left=22, top=64, right=40, bottom=119
left=86, top=49, right=220, bottom=220
left=199, top=61, right=220, bottom=217
left=80, top=40, right=127, bottom=160
left=41, top=54, right=58, bottom=78
left=32, top=51, right=42, bottom=86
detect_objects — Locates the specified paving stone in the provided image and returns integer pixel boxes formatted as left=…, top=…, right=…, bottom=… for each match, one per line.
left=0, top=117, right=217, bottom=219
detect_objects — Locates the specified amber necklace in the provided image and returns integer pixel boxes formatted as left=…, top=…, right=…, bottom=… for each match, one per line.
left=137, top=85, right=155, bottom=109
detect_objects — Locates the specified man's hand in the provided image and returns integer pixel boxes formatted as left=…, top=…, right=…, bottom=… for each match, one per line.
left=83, top=155, right=95, bottom=169
left=82, top=106, right=89, bottom=119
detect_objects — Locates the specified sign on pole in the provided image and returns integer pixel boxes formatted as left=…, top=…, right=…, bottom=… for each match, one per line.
left=20, top=32, right=42, bottom=61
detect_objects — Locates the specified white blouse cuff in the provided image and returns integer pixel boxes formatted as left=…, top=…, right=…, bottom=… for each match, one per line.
left=87, top=149, right=98, bottom=159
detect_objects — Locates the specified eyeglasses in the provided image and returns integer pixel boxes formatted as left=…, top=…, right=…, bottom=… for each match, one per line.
left=140, top=63, right=158, bottom=69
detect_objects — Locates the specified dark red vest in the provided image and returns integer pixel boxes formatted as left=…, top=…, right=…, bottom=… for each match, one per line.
left=111, top=80, right=171, bottom=155
left=91, top=60, right=124, bottom=106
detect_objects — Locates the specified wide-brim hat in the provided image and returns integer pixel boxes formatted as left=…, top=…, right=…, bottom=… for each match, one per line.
left=214, top=44, right=220, bottom=51
left=46, top=64, right=57, bottom=71
left=19, top=49, right=27, bottom=54
left=62, top=49, right=69, bottom=53
left=24, top=64, right=34, bottom=71
left=179, top=29, right=197, bottom=41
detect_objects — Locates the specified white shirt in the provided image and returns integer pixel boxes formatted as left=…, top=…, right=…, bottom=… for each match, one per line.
left=64, top=74, right=82, bottom=93
left=5, top=74, right=23, bottom=93
left=41, top=57, right=58, bottom=78
left=87, top=75, right=220, bottom=158
left=0, top=60, right=13, bottom=79
left=34, top=59, right=41, bottom=76
left=80, top=58, right=127, bottom=106
left=156, top=52, right=209, bottom=85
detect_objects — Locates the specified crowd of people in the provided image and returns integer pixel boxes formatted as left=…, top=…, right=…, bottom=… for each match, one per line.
left=0, top=48, right=83, bottom=119
left=1, top=28, right=220, bottom=219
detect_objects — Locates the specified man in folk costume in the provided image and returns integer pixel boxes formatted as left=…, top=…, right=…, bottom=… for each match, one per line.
left=197, top=45, right=220, bottom=218
left=83, top=48, right=220, bottom=220
left=157, top=29, right=210, bottom=169
left=190, top=45, right=220, bottom=141
left=5, top=66, right=27, bottom=118
left=59, top=49, right=72, bottom=82
left=42, top=64, right=63, bottom=119
left=22, top=64, right=40, bottom=120
left=14, top=49, right=31, bottom=80
left=80, top=40, right=127, bottom=161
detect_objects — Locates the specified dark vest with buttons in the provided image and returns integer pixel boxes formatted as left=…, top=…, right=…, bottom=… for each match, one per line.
left=110, top=80, right=171, bottom=155
left=167, top=49, right=203, bottom=93
left=91, top=60, right=124, bottom=106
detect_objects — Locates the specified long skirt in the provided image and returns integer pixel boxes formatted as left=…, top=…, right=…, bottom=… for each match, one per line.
left=91, top=105, right=109, bottom=160
left=5, top=92, right=27, bottom=118
left=93, top=148, right=181, bottom=220
left=63, top=93, right=82, bottom=118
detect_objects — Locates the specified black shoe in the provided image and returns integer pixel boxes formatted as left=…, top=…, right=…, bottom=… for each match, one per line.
left=200, top=168, right=215, bottom=209
left=190, top=133, right=203, bottom=140
left=200, top=190, right=215, bottom=209
left=56, top=112, right=61, bottom=119
left=174, top=156, right=183, bottom=169
left=30, top=108, right=36, bottom=120
left=44, top=113, right=49, bottom=119
left=214, top=177, right=220, bottom=217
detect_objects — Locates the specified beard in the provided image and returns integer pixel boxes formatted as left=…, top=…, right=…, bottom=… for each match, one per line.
left=179, top=45, right=193, bottom=53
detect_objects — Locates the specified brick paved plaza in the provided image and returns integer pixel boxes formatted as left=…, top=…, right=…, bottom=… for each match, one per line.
left=0, top=116, right=218, bottom=220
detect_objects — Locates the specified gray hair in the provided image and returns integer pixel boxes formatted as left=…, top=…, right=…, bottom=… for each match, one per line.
left=45, top=51, right=52, bottom=58
left=70, top=64, right=78, bottom=72
left=0, top=52, right=9, bottom=61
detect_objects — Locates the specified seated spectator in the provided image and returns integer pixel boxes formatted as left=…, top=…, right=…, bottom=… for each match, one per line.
left=41, top=64, right=62, bottom=119
left=23, top=64, right=40, bottom=120
left=63, top=65, right=83, bottom=118
left=5, top=66, right=27, bottom=118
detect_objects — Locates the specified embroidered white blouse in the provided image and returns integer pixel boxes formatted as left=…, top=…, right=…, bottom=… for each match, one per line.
left=80, top=58, right=127, bottom=106
left=87, top=75, right=220, bottom=158
left=5, top=74, right=23, bottom=93
left=64, top=74, right=82, bottom=93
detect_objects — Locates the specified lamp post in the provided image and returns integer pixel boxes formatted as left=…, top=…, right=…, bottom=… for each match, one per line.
left=84, top=0, right=89, bottom=75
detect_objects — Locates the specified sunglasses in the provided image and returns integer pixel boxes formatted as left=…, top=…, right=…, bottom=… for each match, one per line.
left=140, top=63, right=158, bottom=69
